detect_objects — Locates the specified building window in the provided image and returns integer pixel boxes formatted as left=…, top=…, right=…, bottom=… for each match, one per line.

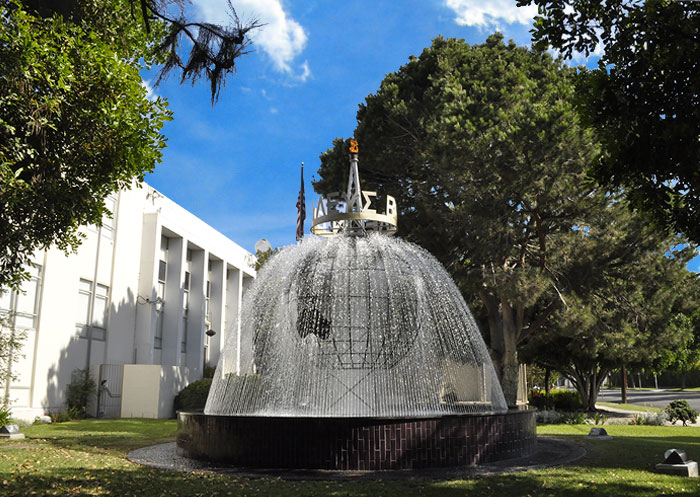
left=0, top=264, right=43, bottom=331
left=205, top=280, right=211, bottom=329
left=181, top=249, right=192, bottom=354
left=101, top=195, right=116, bottom=240
left=75, top=279, right=109, bottom=341
left=93, top=284, right=109, bottom=341
left=75, top=279, right=91, bottom=338
left=155, top=236, right=168, bottom=350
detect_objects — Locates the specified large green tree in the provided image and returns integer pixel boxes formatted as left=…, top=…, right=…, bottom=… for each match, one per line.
left=659, top=305, right=700, bottom=389
left=520, top=199, right=697, bottom=410
left=314, top=35, right=600, bottom=405
left=0, top=0, right=258, bottom=291
left=518, top=0, right=700, bottom=243
left=0, top=0, right=170, bottom=290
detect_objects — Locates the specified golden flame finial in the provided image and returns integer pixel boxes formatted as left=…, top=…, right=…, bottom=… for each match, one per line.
left=349, top=139, right=359, bottom=154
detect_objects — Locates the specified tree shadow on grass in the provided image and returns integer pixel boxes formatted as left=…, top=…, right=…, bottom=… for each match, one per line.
left=25, top=419, right=177, bottom=454
left=1, top=465, right=699, bottom=497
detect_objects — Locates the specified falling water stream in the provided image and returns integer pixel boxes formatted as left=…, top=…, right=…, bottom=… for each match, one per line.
left=205, top=234, right=507, bottom=418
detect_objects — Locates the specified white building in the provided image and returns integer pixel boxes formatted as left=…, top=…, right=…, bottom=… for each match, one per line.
left=1, top=183, right=255, bottom=420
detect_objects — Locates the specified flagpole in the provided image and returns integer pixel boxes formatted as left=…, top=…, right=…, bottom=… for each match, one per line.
left=296, top=162, right=305, bottom=242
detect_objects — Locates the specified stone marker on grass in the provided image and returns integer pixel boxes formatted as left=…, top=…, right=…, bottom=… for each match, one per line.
left=0, top=425, right=25, bottom=440
left=656, top=449, right=698, bottom=477
left=585, top=427, right=613, bottom=440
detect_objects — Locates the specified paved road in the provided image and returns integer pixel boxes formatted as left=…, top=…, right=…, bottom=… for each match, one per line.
left=597, top=388, right=700, bottom=412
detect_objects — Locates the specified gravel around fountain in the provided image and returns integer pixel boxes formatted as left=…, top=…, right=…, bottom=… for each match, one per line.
left=127, top=436, right=585, bottom=480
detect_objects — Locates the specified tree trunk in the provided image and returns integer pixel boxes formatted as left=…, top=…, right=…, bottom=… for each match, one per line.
left=480, top=289, right=522, bottom=407
left=544, top=367, right=551, bottom=395
left=621, top=365, right=628, bottom=404
left=492, top=299, right=521, bottom=407
left=587, top=368, right=607, bottom=412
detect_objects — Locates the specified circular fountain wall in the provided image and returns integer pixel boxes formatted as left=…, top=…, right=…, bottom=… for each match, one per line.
left=177, top=235, right=535, bottom=470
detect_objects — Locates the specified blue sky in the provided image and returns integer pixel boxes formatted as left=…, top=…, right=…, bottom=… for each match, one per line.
left=142, top=0, right=700, bottom=273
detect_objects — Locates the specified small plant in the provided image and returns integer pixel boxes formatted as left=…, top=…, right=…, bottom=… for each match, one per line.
left=49, top=410, right=71, bottom=423
left=562, top=411, right=587, bottom=425
left=65, top=369, right=96, bottom=418
left=0, top=404, right=11, bottom=426
left=665, top=399, right=699, bottom=426
left=593, top=412, right=607, bottom=425
left=203, top=366, right=216, bottom=379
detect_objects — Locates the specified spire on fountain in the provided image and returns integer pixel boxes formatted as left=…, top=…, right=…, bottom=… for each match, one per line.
left=311, top=139, right=398, bottom=237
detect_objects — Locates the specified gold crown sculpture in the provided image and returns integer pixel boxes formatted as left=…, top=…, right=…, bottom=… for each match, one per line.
left=311, top=140, right=397, bottom=237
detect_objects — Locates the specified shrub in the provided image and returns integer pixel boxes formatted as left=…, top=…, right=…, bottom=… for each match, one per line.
left=174, top=379, right=212, bottom=412
left=665, top=400, right=699, bottom=426
left=630, top=410, right=668, bottom=426
left=48, top=407, right=83, bottom=423
left=65, top=369, right=96, bottom=417
left=535, top=409, right=563, bottom=424
left=592, top=412, right=608, bottom=425
left=529, top=389, right=583, bottom=411
left=562, top=411, right=587, bottom=425
left=0, top=405, right=11, bottom=426
left=203, top=366, right=216, bottom=379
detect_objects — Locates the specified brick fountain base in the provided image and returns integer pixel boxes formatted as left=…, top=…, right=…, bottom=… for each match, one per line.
left=176, top=409, right=536, bottom=470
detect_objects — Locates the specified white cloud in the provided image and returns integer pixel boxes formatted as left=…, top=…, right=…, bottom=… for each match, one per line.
left=444, top=0, right=537, bottom=29
left=445, top=0, right=604, bottom=63
left=194, top=0, right=309, bottom=78
left=298, top=60, right=311, bottom=82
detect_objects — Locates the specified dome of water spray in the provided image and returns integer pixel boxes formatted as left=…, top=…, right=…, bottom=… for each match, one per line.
left=205, top=234, right=507, bottom=417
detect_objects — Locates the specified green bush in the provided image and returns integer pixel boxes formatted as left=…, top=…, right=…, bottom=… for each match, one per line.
left=562, top=411, right=587, bottom=425
left=665, top=399, right=699, bottom=426
left=529, top=389, right=583, bottom=411
left=174, top=379, right=212, bottom=412
left=48, top=407, right=84, bottom=424
left=0, top=404, right=11, bottom=426
left=203, top=366, right=216, bottom=379
left=65, top=369, right=96, bottom=417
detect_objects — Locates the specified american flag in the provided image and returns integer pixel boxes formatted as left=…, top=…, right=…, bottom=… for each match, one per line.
left=296, top=163, right=305, bottom=241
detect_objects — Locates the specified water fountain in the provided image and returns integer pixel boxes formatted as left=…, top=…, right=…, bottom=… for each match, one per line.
left=177, top=141, right=536, bottom=470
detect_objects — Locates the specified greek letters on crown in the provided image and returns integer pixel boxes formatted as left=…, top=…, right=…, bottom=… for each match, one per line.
left=311, top=140, right=398, bottom=237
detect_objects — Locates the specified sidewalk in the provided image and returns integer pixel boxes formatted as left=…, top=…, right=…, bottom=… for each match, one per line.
left=595, top=403, right=700, bottom=427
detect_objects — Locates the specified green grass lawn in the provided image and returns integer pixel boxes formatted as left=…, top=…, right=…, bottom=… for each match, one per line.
left=1, top=419, right=700, bottom=496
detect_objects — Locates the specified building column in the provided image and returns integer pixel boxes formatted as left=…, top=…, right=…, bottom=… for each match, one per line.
left=134, top=213, right=161, bottom=364
left=161, top=236, right=185, bottom=366
left=207, top=259, right=226, bottom=368
left=223, top=266, right=242, bottom=375
left=186, top=249, right=206, bottom=376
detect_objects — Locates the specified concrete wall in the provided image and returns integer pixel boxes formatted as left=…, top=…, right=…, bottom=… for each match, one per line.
left=4, top=183, right=255, bottom=421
